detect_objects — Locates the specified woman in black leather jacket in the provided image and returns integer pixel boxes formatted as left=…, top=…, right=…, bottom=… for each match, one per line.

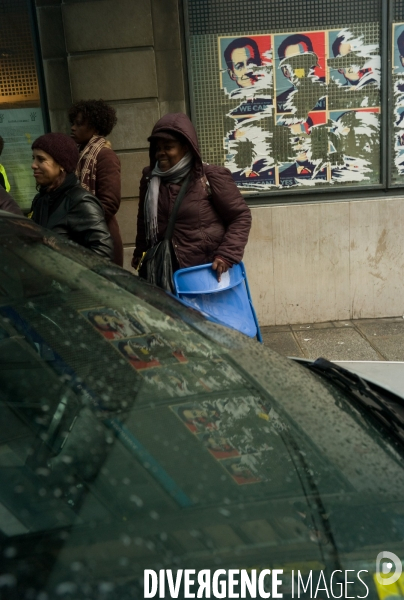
left=30, top=133, right=113, bottom=261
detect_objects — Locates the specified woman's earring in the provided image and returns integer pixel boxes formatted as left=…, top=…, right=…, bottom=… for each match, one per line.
left=61, top=168, right=65, bottom=172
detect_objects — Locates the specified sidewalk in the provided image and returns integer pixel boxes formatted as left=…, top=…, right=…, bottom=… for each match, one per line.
left=260, top=317, right=404, bottom=361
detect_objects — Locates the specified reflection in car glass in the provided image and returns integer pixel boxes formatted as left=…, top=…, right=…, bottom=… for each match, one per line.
left=1, top=219, right=404, bottom=599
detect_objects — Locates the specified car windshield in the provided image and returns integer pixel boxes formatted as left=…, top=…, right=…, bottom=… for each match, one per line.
left=1, top=217, right=404, bottom=600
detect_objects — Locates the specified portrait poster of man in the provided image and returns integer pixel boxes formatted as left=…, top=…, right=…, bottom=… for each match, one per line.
left=170, top=400, right=262, bottom=484
left=221, top=457, right=262, bottom=485
left=224, top=122, right=276, bottom=189
left=328, top=29, right=380, bottom=90
left=199, top=433, right=240, bottom=460
left=112, top=337, right=162, bottom=371
left=80, top=307, right=146, bottom=340
left=171, top=401, right=221, bottom=434
left=112, top=333, right=192, bottom=371
left=393, top=23, right=404, bottom=75
left=329, top=108, right=380, bottom=184
left=276, top=109, right=329, bottom=187
left=219, top=34, right=272, bottom=99
left=393, top=23, right=404, bottom=176
left=274, top=31, right=327, bottom=116
left=219, top=34, right=275, bottom=190
left=213, top=26, right=381, bottom=192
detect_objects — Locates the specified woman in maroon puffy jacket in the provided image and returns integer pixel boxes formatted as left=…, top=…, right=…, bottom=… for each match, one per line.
left=132, top=113, right=251, bottom=283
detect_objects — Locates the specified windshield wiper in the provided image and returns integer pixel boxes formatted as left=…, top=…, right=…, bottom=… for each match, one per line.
left=304, top=358, right=404, bottom=445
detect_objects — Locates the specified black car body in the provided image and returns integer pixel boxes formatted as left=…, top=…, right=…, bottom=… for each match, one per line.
left=0, top=213, right=403, bottom=600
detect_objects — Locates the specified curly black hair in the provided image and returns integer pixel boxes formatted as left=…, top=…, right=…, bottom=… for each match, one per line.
left=68, top=99, right=117, bottom=136
left=0, top=136, right=4, bottom=155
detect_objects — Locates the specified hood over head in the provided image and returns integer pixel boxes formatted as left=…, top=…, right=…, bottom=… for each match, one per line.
left=148, top=113, right=202, bottom=175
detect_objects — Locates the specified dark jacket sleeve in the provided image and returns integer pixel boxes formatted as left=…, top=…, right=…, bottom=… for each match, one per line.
left=205, top=165, right=252, bottom=265
left=0, top=187, right=23, bottom=216
left=133, top=168, right=150, bottom=260
left=67, top=193, right=114, bottom=261
left=95, top=147, right=121, bottom=222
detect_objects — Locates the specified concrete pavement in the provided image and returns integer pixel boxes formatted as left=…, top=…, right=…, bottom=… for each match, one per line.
left=260, top=317, right=404, bottom=361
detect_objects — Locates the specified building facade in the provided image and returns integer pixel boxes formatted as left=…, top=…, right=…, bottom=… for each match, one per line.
left=2, top=0, right=403, bottom=326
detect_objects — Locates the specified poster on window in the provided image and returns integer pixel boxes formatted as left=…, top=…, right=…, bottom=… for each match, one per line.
left=219, top=34, right=276, bottom=187
left=216, top=26, right=381, bottom=191
left=393, top=23, right=404, bottom=179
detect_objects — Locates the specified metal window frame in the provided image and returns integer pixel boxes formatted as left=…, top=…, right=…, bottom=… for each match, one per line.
left=182, top=0, right=401, bottom=205
left=27, top=0, right=50, bottom=133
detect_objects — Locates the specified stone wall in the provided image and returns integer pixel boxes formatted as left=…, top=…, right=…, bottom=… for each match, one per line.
left=243, top=198, right=404, bottom=326
left=35, top=0, right=186, bottom=268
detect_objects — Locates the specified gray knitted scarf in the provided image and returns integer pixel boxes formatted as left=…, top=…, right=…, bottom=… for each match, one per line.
left=144, top=152, right=193, bottom=246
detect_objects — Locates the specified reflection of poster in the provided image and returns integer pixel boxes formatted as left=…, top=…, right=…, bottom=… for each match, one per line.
left=171, top=396, right=287, bottom=486
left=198, top=432, right=239, bottom=459
left=393, top=23, right=404, bottom=178
left=112, top=337, right=162, bottom=371
left=222, top=457, right=262, bottom=484
left=80, top=307, right=146, bottom=340
left=0, top=108, right=45, bottom=209
left=216, top=26, right=381, bottom=191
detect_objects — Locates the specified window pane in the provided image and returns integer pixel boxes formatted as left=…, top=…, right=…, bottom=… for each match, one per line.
left=0, top=0, right=46, bottom=210
left=185, top=0, right=383, bottom=195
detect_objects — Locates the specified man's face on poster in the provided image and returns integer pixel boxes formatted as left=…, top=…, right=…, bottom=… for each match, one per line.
left=121, top=341, right=138, bottom=360
left=333, top=41, right=371, bottom=84
left=397, top=30, right=404, bottom=68
left=336, top=41, right=351, bottom=57
left=280, top=48, right=317, bottom=84
left=183, top=407, right=208, bottom=422
left=338, top=65, right=361, bottom=83
left=229, top=46, right=260, bottom=88
left=337, top=64, right=373, bottom=85
left=93, top=313, right=122, bottom=332
left=291, top=135, right=310, bottom=164
left=204, top=435, right=233, bottom=452
left=229, top=462, right=256, bottom=480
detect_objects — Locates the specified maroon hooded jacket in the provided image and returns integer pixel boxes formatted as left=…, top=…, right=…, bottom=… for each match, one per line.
left=133, top=113, right=251, bottom=269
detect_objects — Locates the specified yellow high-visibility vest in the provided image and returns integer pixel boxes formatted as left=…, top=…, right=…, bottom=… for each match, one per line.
left=0, top=164, right=10, bottom=192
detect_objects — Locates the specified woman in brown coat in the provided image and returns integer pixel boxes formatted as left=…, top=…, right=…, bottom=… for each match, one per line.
left=132, top=113, right=251, bottom=283
left=69, top=99, right=123, bottom=266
